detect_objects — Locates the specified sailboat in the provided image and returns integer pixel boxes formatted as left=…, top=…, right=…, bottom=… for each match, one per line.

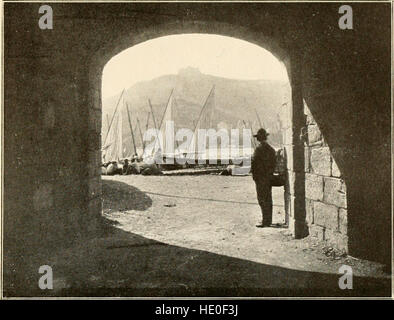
left=158, top=88, right=177, bottom=158
left=185, top=85, right=216, bottom=164
left=243, top=120, right=257, bottom=150
left=144, top=89, right=179, bottom=164
left=101, top=89, right=138, bottom=163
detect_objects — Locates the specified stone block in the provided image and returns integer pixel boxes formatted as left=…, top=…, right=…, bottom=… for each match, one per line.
left=305, top=199, right=314, bottom=226
left=303, top=99, right=311, bottom=116
left=331, top=157, right=341, bottom=177
left=313, top=201, right=339, bottom=231
left=309, top=224, right=325, bottom=240
left=289, top=217, right=295, bottom=234
left=284, top=145, right=293, bottom=170
left=338, top=208, right=348, bottom=235
left=304, top=101, right=316, bottom=125
left=284, top=192, right=291, bottom=219
left=306, top=115, right=316, bottom=125
left=284, top=171, right=292, bottom=194
left=324, top=177, right=347, bottom=208
left=310, top=147, right=331, bottom=176
left=304, top=147, right=310, bottom=172
left=325, top=229, right=348, bottom=252
left=305, top=173, right=323, bottom=201
left=289, top=194, right=296, bottom=218
left=307, top=124, right=322, bottom=146
left=324, top=228, right=335, bottom=243
left=335, top=233, right=349, bottom=252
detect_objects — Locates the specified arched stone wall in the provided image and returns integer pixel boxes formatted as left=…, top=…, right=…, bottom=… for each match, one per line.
left=4, top=3, right=391, bottom=290
left=87, top=21, right=298, bottom=239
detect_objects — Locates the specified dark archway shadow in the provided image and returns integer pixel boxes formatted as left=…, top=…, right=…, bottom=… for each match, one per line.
left=102, top=179, right=153, bottom=213
left=54, top=215, right=393, bottom=297
left=3, top=179, right=153, bottom=298
left=298, top=7, right=391, bottom=267
left=304, top=92, right=391, bottom=267
left=6, top=212, right=390, bottom=298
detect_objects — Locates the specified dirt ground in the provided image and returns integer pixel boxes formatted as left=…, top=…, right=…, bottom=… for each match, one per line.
left=64, top=175, right=391, bottom=296
left=4, top=174, right=391, bottom=297
left=102, top=174, right=288, bottom=262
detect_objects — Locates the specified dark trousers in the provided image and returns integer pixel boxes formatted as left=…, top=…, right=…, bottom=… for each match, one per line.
left=255, top=180, right=273, bottom=225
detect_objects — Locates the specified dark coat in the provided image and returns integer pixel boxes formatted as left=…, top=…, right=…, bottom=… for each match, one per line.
left=251, top=141, right=276, bottom=182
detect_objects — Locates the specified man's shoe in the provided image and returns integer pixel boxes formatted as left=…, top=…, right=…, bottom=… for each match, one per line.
left=256, top=223, right=271, bottom=228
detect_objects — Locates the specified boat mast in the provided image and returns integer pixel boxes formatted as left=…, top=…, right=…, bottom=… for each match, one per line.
left=186, top=85, right=215, bottom=154
left=148, top=99, right=162, bottom=151
left=193, top=85, right=215, bottom=134
left=254, top=108, right=264, bottom=128
left=143, top=112, right=151, bottom=151
left=103, top=88, right=125, bottom=147
left=103, top=114, right=110, bottom=145
left=243, top=120, right=256, bottom=149
left=125, top=102, right=137, bottom=156
left=136, top=116, right=144, bottom=153
left=158, top=88, right=174, bottom=131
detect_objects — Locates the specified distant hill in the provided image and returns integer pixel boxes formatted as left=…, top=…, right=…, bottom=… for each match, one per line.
left=102, top=67, right=289, bottom=148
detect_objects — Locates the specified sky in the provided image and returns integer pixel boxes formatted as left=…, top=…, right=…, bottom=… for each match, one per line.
left=102, top=34, right=288, bottom=98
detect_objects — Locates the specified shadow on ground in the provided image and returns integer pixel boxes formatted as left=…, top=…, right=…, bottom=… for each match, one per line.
left=53, top=217, right=392, bottom=297
left=4, top=180, right=391, bottom=297
left=102, top=179, right=153, bottom=212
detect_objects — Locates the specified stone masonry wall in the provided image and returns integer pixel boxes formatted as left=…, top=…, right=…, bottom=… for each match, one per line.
left=303, top=102, right=348, bottom=252
left=280, top=82, right=292, bottom=228
left=4, top=4, right=390, bottom=291
left=280, top=57, right=308, bottom=240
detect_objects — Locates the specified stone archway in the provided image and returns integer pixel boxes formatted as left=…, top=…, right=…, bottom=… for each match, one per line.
left=86, top=21, right=308, bottom=240
left=5, top=4, right=390, bottom=281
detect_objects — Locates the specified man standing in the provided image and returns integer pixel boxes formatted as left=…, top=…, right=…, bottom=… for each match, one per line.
left=251, top=128, right=276, bottom=227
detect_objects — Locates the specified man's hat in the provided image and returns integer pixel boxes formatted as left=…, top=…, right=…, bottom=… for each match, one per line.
left=253, top=128, right=269, bottom=138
